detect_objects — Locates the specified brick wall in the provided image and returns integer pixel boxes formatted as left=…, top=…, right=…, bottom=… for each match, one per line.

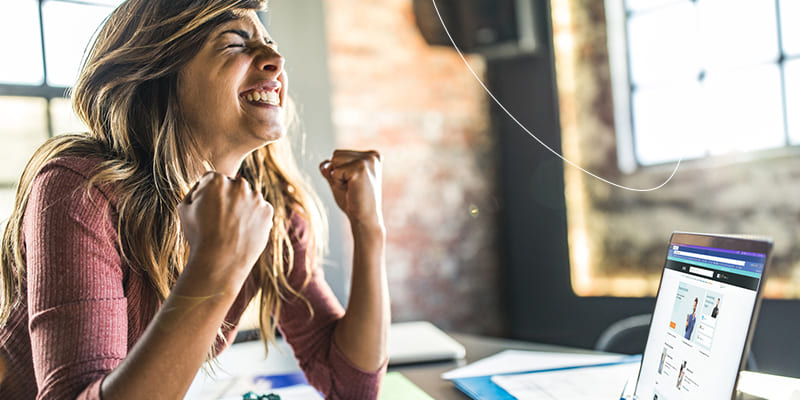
left=322, top=0, right=504, bottom=333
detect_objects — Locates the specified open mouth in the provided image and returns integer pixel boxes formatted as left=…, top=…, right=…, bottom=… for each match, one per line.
left=242, top=89, right=280, bottom=107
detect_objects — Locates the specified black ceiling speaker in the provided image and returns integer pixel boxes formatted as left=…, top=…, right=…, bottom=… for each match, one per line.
left=413, top=0, right=538, bottom=58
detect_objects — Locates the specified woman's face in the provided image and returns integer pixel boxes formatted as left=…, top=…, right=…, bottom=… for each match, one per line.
left=178, top=10, right=286, bottom=171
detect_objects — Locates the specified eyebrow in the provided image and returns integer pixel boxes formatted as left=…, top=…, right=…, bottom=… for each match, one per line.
left=219, top=29, right=252, bottom=40
left=218, top=29, right=272, bottom=44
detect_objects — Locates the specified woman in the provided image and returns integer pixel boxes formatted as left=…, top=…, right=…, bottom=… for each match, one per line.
left=0, top=0, right=389, bottom=399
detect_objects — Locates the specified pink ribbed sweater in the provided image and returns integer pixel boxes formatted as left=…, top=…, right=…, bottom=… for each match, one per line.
left=0, top=157, right=385, bottom=399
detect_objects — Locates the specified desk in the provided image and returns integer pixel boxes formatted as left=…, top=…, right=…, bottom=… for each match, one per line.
left=395, top=333, right=800, bottom=400
left=391, top=332, right=602, bottom=399
left=188, top=332, right=800, bottom=400
left=186, top=332, right=589, bottom=399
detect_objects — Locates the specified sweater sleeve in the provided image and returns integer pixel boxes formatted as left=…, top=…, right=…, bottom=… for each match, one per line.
left=24, top=162, right=126, bottom=400
left=277, top=215, right=386, bottom=400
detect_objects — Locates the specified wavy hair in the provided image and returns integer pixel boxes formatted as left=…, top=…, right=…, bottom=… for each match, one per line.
left=0, top=0, right=325, bottom=357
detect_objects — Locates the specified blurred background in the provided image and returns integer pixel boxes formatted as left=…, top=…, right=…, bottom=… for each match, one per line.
left=1, top=0, right=798, bottom=378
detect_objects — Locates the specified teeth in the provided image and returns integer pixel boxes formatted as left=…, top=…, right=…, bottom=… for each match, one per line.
left=244, top=90, right=280, bottom=106
left=263, top=91, right=278, bottom=104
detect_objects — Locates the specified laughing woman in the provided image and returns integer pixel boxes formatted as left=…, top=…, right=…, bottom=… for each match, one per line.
left=0, top=1, right=389, bottom=399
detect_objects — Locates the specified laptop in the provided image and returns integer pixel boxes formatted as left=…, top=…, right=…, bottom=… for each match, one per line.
left=388, top=321, right=466, bottom=365
left=633, top=232, right=772, bottom=400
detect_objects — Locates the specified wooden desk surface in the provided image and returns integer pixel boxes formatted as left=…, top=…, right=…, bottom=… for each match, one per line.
left=390, top=332, right=602, bottom=399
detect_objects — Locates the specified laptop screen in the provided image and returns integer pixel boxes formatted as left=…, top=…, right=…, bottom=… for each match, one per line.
left=634, top=233, right=770, bottom=400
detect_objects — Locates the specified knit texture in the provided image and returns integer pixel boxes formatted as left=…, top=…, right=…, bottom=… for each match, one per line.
left=0, top=156, right=385, bottom=399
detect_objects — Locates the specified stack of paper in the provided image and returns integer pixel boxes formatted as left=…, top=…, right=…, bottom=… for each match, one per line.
left=492, top=362, right=639, bottom=400
left=442, top=350, right=641, bottom=400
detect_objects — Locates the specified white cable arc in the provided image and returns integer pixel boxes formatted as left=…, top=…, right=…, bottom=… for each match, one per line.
left=429, top=0, right=681, bottom=192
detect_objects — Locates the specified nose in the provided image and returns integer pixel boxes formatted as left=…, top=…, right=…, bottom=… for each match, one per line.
left=255, top=45, right=284, bottom=78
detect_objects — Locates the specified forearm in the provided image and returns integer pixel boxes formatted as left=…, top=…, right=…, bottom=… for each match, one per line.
left=334, top=222, right=390, bottom=371
left=100, top=261, right=242, bottom=400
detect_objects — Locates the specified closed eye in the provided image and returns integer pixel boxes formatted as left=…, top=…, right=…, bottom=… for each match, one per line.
left=218, top=29, right=250, bottom=50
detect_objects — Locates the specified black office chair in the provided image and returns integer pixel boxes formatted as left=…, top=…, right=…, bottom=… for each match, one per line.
left=595, top=313, right=759, bottom=371
left=595, top=313, right=653, bottom=355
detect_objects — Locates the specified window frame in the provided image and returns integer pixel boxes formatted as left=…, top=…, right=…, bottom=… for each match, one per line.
left=0, top=0, right=121, bottom=188
left=604, top=0, right=799, bottom=172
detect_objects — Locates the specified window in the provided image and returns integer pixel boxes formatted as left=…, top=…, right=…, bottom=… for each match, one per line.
left=554, top=0, right=800, bottom=300
left=607, top=0, right=800, bottom=170
left=0, top=0, right=120, bottom=220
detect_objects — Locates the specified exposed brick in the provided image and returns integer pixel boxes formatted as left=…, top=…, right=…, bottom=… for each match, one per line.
left=323, top=0, right=503, bottom=334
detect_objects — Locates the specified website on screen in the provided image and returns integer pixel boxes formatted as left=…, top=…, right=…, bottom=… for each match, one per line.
left=635, top=244, right=766, bottom=400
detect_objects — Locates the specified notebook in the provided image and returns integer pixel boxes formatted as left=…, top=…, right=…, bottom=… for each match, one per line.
left=633, top=232, right=772, bottom=400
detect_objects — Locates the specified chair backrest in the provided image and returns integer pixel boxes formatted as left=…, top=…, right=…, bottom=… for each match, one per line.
left=595, top=314, right=653, bottom=355
left=595, top=313, right=759, bottom=371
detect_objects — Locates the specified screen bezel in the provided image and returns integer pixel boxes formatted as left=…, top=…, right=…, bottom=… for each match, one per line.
left=633, top=231, right=772, bottom=400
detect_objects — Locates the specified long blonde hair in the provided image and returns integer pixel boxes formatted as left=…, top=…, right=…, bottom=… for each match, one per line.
left=0, top=0, right=325, bottom=355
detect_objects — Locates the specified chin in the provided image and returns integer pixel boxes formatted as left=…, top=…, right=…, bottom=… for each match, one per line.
left=268, top=124, right=287, bottom=140
left=255, top=125, right=286, bottom=144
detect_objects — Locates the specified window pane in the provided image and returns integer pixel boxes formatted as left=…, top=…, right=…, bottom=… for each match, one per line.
left=0, top=189, right=16, bottom=227
left=42, top=1, right=115, bottom=87
left=625, top=0, right=684, bottom=13
left=627, top=2, right=699, bottom=87
left=785, top=59, right=800, bottom=144
left=698, top=0, right=779, bottom=70
left=0, top=0, right=44, bottom=85
left=83, top=0, right=125, bottom=6
left=702, top=64, right=785, bottom=155
left=780, top=0, right=800, bottom=57
left=0, top=97, right=49, bottom=183
left=632, top=82, right=707, bottom=165
left=51, top=98, right=88, bottom=135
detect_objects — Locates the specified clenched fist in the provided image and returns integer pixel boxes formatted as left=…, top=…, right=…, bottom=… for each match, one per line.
left=178, top=172, right=273, bottom=291
left=319, top=150, right=384, bottom=231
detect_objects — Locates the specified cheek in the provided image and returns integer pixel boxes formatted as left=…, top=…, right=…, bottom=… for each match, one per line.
left=177, top=88, right=202, bottom=127
left=178, top=71, right=214, bottom=120
left=186, top=81, right=236, bottom=122
left=279, top=71, right=288, bottom=89
left=278, top=71, right=288, bottom=102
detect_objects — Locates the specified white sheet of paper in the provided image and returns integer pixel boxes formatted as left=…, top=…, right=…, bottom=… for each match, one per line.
left=737, top=371, right=800, bottom=400
left=441, top=350, right=628, bottom=380
left=491, top=362, right=639, bottom=400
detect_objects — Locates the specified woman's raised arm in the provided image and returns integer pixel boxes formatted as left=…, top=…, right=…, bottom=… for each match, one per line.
left=101, top=172, right=273, bottom=399
left=319, top=150, right=390, bottom=372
